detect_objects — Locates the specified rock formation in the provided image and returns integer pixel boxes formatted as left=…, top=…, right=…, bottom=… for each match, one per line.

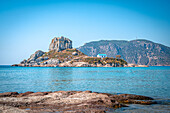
left=0, top=91, right=156, bottom=112
left=18, top=50, right=48, bottom=66
left=49, top=36, right=72, bottom=51
left=27, top=50, right=45, bottom=63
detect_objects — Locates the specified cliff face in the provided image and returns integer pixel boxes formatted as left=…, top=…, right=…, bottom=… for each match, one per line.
left=49, top=36, right=72, bottom=51
left=78, top=39, right=170, bottom=66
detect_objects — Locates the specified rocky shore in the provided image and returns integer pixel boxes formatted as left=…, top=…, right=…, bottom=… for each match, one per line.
left=0, top=91, right=156, bottom=113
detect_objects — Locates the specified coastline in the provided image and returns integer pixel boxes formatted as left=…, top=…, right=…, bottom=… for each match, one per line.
left=0, top=91, right=156, bottom=113
left=11, top=63, right=149, bottom=67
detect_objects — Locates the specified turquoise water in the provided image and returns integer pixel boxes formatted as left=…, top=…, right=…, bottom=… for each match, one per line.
left=0, top=66, right=170, bottom=112
left=0, top=66, right=169, bottom=99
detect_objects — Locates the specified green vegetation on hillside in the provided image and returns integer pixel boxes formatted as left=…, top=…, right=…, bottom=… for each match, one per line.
left=42, top=48, right=86, bottom=62
left=41, top=48, right=128, bottom=66
left=82, top=57, right=127, bottom=66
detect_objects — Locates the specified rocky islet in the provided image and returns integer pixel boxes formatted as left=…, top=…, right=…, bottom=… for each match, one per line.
left=12, top=36, right=148, bottom=67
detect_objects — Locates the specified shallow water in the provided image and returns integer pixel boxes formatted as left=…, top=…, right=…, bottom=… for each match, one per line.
left=0, top=66, right=170, bottom=112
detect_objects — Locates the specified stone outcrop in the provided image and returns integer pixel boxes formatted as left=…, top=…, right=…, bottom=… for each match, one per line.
left=19, top=50, right=49, bottom=66
left=49, top=36, right=72, bottom=51
left=0, top=91, right=156, bottom=113
left=27, top=50, right=45, bottom=63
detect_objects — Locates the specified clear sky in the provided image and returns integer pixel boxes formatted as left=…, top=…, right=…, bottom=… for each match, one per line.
left=0, top=0, right=170, bottom=65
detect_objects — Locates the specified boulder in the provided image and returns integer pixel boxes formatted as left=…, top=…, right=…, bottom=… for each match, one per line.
left=49, top=36, right=72, bottom=51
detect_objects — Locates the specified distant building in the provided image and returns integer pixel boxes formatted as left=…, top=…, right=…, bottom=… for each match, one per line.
left=97, top=54, right=107, bottom=58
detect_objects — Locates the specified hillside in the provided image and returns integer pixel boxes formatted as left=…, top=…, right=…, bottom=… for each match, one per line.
left=12, top=48, right=128, bottom=67
left=12, top=36, right=128, bottom=67
left=78, top=39, right=170, bottom=66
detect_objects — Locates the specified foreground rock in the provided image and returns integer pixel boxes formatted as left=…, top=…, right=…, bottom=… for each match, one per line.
left=0, top=91, right=156, bottom=113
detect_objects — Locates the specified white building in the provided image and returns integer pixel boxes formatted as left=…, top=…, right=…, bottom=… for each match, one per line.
left=97, top=54, right=107, bottom=58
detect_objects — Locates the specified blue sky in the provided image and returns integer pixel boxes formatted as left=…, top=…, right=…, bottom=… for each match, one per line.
left=0, top=0, right=170, bottom=65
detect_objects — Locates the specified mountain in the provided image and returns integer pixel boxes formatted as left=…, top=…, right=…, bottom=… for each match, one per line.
left=78, top=39, right=170, bottom=66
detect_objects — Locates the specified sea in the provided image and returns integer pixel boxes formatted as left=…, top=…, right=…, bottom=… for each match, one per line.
left=0, top=65, right=169, bottom=112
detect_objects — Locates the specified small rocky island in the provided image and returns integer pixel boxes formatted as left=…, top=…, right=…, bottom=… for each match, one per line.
left=0, top=91, right=156, bottom=113
left=12, top=36, right=133, bottom=67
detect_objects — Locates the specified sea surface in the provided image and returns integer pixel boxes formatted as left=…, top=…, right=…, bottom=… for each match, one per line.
left=0, top=66, right=170, bottom=112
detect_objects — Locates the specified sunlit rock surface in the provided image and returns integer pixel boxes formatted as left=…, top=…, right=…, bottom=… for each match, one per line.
left=49, top=36, right=72, bottom=52
left=0, top=91, right=156, bottom=113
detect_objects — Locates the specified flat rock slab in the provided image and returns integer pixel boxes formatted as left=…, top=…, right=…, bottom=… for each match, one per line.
left=0, top=91, right=156, bottom=113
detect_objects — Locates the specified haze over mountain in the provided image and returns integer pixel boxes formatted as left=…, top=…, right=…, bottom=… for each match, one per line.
left=78, top=39, right=170, bottom=66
